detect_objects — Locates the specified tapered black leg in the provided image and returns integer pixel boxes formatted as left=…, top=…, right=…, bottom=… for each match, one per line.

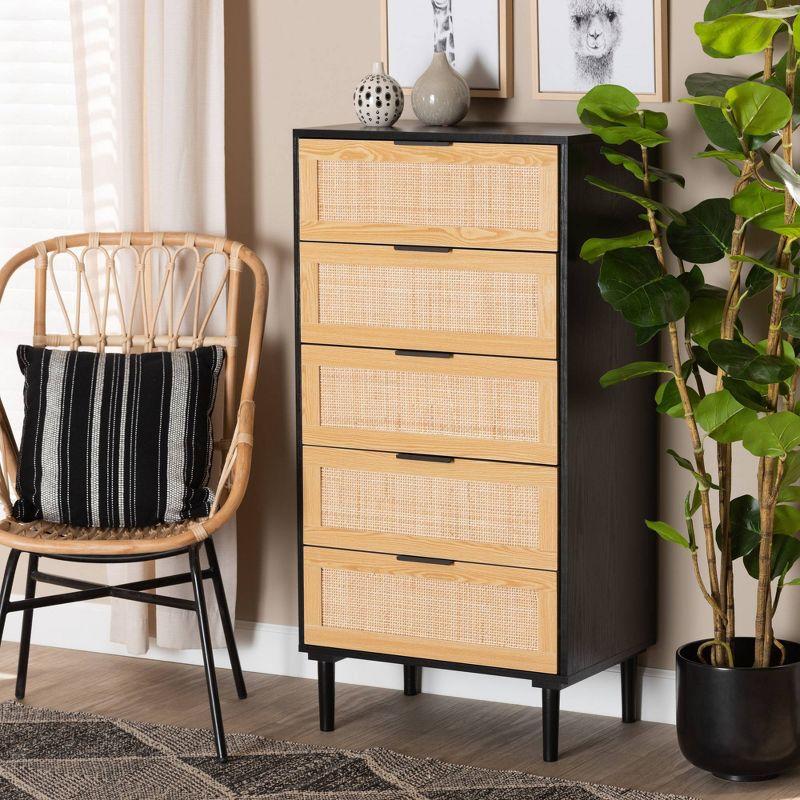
left=203, top=539, right=247, bottom=699
left=15, top=553, right=38, bottom=700
left=404, top=664, right=422, bottom=696
left=189, top=546, right=227, bottom=762
left=318, top=660, right=335, bottom=731
left=0, top=550, right=21, bottom=643
left=621, top=654, right=640, bottom=723
left=542, top=687, right=560, bottom=762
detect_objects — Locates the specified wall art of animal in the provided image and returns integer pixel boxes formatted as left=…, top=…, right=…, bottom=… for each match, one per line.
left=568, top=0, right=622, bottom=89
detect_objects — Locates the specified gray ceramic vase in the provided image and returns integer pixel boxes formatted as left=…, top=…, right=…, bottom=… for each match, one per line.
left=411, top=52, right=470, bottom=127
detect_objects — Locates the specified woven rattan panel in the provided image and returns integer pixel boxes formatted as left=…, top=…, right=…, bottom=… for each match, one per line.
left=320, top=467, right=541, bottom=549
left=317, top=263, right=540, bottom=338
left=317, top=161, right=544, bottom=231
left=321, top=568, right=540, bottom=651
left=318, top=367, right=540, bottom=443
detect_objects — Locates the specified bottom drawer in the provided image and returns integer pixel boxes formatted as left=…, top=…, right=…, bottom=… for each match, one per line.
left=303, top=546, right=557, bottom=673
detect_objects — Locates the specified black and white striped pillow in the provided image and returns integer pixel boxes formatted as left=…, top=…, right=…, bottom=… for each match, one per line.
left=12, top=345, right=225, bottom=529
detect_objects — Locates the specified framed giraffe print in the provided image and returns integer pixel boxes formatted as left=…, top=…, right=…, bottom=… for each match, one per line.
left=381, top=0, right=513, bottom=99
left=531, top=0, right=669, bottom=102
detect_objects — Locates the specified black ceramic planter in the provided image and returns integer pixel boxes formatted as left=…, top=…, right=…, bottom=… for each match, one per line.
left=676, top=638, right=800, bottom=782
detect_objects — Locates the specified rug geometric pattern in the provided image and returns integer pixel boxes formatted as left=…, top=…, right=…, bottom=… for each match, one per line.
left=0, top=702, right=696, bottom=800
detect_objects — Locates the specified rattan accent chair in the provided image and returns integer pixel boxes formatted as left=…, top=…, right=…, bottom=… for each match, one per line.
left=0, top=232, right=268, bottom=762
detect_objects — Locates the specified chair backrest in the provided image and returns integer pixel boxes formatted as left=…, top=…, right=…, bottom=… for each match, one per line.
left=0, top=232, right=268, bottom=531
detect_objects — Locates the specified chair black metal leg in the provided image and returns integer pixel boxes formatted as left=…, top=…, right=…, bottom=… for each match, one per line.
left=0, top=550, right=21, bottom=643
left=318, top=660, right=336, bottom=732
left=203, top=539, right=247, bottom=699
left=542, top=687, right=560, bottom=762
left=189, top=546, right=227, bottom=762
left=15, top=553, right=38, bottom=700
left=621, top=654, right=640, bottom=723
left=403, top=664, right=422, bottom=696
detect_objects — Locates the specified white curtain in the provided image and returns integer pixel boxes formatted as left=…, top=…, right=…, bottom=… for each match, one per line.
left=69, top=0, right=235, bottom=653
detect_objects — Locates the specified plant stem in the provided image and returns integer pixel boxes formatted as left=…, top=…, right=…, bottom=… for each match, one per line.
left=641, top=145, right=724, bottom=652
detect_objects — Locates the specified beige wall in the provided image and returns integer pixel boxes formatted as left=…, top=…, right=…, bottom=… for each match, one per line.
left=225, top=0, right=800, bottom=670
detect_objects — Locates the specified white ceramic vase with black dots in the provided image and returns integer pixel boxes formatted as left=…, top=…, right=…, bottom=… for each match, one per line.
left=354, top=62, right=404, bottom=128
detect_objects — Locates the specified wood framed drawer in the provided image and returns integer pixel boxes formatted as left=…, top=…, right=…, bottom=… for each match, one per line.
left=298, top=139, right=559, bottom=251
left=303, top=446, right=558, bottom=570
left=303, top=546, right=558, bottom=673
left=301, top=345, right=558, bottom=465
left=300, top=243, right=558, bottom=359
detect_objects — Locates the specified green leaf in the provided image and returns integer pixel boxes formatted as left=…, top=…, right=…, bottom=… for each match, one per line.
left=691, top=345, right=718, bottom=375
left=681, top=95, right=730, bottom=109
left=587, top=124, right=670, bottom=148
left=693, top=105, right=744, bottom=152
left=667, top=449, right=696, bottom=472
left=678, top=265, right=706, bottom=296
left=641, top=110, right=669, bottom=132
left=686, top=72, right=745, bottom=95
left=795, top=13, right=800, bottom=47
left=731, top=181, right=786, bottom=222
left=600, top=147, right=685, bottom=186
left=775, top=504, right=800, bottom=535
left=599, top=361, right=673, bottom=388
left=695, top=16, right=785, bottom=59
left=726, top=81, right=794, bottom=135
left=635, top=324, right=667, bottom=345
left=729, top=253, right=796, bottom=281
left=723, top=376, right=769, bottom=410
left=704, top=0, right=760, bottom=21
left=655, top=378, right=700, bottom=418
left=783, top=450, right=800, bottom=484
left=778, top=484, right=800, bottom=502
left=746, top=258, right=777, bottom=296
left=709, top=339, right=796, bottom=383
left=586, top=177, right=685, bottom=222
left=745, top=534, right=800, bottom=580
left=770, top=153, right=800, bottom=206
left=599, top=248, right=691, bottom=327
left=666, top=199, right=735, bottom=264
left=695, top=389, right=758, bottom=442
left=686, top=291, right=727, bottom=349
left=716, top=494, right=761, bottom=559
left=785, top=577, right=800, bottom=586
left=646, top=520, right=691, bottom=549
left=577, top=85, right=640, bottom=123
left=781, top=293, right=800, bottom=337
left=696, top=147, right=746, bottom=169
left=580, top=231, right=654, bottom=263
left=743, top=412, right=800, bottom=458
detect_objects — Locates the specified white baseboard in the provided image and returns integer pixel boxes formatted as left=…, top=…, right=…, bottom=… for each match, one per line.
left=3, top=595, right=677, bottom=725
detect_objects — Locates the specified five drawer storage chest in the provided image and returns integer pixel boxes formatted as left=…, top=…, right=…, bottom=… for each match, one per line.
left=293, top=122, right=657, bottom=761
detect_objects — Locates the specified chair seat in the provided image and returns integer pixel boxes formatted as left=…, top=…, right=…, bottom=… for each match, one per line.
left=0, top=516, right=208, bottom=556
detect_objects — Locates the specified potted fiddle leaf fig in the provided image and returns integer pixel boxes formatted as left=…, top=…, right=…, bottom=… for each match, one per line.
left=577, top=0, right=800, bottom=783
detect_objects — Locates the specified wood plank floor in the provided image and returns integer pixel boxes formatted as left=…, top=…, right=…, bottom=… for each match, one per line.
left=0, top=643, right=797, bottom=799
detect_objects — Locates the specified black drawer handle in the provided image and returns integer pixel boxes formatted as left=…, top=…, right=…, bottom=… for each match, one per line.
left=393, top=245, right=453, bottom=254
left=395, top=349, right=454, bottom=359
left=394, top=140, right=453, bottom=147
left=396, top=453, right=454, bottom=464
left=397, top=555, right=456, bottom=566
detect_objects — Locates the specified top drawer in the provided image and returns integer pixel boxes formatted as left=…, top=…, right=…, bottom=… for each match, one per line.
left=298, top=139, right=559, bottom=252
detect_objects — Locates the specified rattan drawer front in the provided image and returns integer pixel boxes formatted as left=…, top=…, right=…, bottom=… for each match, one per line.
left=301, top=345, right=558, bottom=464
left=300, top=243, right=557, bottom=359
left=299, top=139, right=559, bottom=251
left=303, top=447, right=558, bottom=569
left=303, top=547, right=558, bottom=673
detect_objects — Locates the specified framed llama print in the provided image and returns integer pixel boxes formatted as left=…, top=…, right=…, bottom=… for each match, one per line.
left=382, top=0, right=514, bottom=99
left=532, top=0, right=669, bottom=102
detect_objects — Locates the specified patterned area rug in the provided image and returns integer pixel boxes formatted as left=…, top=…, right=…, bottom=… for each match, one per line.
left=0, top=702, right=694, bottom=800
